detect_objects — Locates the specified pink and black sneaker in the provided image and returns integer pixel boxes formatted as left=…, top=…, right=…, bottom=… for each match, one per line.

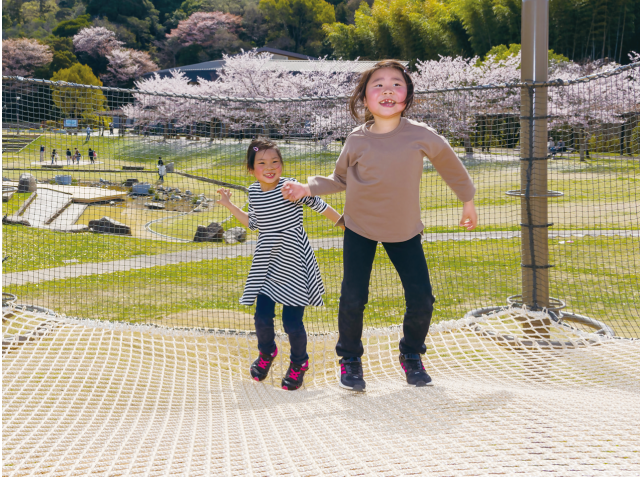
left=399, top=353, right=433, bottom=387
left=338, top=357, right=366, bottom=392
left=281, top=361, right=309, bottom=390
left=250, top=347, right=277, bottom=382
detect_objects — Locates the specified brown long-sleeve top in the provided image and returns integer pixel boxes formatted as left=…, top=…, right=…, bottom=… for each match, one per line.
left=308, top=117, right=476, bottom=243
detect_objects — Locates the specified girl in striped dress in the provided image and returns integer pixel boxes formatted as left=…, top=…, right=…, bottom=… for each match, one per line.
left=216, top=138, right=342, bottom=390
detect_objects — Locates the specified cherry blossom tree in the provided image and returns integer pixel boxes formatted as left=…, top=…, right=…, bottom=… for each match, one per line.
left=122, top=50, right=359, bottom=144
left=413, top=53, right=639, bottom=158
left=119, top=48, right=638, bottom=155
left=103, top=48, right=159, bottom=86
left=413, top=53, right=521, bottom=155
left=2, top=38, right=53, bottom=77
left=166, top=12, right=242, bottom=48
left=73, top=27, right=124, bottom=58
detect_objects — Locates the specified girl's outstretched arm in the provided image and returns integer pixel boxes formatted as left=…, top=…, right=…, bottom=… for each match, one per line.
left=216, top=188, right=249, bottom=228
left=321, top=205, right=345, bottom=230
left=459, top=200, right=478, bottom=231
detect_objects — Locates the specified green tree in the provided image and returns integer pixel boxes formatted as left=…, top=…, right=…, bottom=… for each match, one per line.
left=5, top=0, right=24, bottom=23
left=549, top=0, right=640, bottom=63
left=84, top=0, right=164, bottom=48
left=176, top=0, right=262, bottom=17
left=150, top=0, right=184, bottom=23
left=259, top=0, right=335, bottom=54
left=43, top=35, right=74, bottom=52
left=32, top=50, right=78, bottom=78
left=50, top=63, right=108, bottom=126
left=478, top=43, right=570, bottom=66
left=52, top=14, right=92, bottom=37
left=49, top=50, right=79, bottom=72
left=449, top=0, right=519, bottom=57
left=324, top=0, right=456, bottom=63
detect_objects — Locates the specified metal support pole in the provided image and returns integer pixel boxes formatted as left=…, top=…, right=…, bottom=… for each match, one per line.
left=520, top=0, right=551, bottom=336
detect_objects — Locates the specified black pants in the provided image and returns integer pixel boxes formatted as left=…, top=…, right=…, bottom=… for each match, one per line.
left=254, top=294, right=308, bottom=364
left=336, top=228, right=435, bottom=358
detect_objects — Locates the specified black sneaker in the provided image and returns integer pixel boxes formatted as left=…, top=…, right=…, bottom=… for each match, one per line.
left=338, top=357, right=366, bottom=392
left=250, top=347, right=277, bottom=382
left=281, top=361, right=309, bottom=390
left=399, top=353, right=433, bottom=387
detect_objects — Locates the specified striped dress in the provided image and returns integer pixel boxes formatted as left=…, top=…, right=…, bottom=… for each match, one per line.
left=239, top=177, right=329, bottom=307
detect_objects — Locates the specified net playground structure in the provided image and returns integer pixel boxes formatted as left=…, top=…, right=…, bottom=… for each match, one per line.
left=2, top=62, right=640, bottom=475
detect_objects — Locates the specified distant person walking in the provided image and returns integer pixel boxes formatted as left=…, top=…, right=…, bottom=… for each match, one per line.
left=40, top=145, right=45, bottom=163
left=74, top=148, right=81, bottom=165
left=85, top=126, right=92, bottom=142
left=109, top=123, right=114, bottom=135
left=157, top=158, right=166, bottom=182
left=66, top=148, right=72, bottom=165
left=51, top=149, right=58, bottom=165
left=88, top=148, right=95, bottom=164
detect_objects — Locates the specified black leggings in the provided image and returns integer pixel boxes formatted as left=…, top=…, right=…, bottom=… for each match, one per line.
left=336, top=228, right=435, bottom=358
left=254, top=294, right=308, bottom=364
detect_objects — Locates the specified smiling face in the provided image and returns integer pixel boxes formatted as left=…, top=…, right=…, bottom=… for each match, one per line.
left=362, top=67, right=408, bottom=121
left=250, top=149, right=283, bottom=190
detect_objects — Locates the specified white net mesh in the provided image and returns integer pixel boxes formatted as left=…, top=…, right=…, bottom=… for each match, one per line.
left=3, top=306, right=639, bottom=476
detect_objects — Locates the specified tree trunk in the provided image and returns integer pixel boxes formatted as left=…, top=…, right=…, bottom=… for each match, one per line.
left=578, top=127, right=586, bottom=162
left=464, top=135, right=473, bottom=157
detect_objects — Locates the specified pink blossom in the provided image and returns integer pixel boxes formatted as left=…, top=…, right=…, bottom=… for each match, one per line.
left=123, top=50, right=359, bottom=144
left=103, top=48, right=159, bottom=86
left=166, top=12, right=242, bottom=48
left=120, top=49, right=639, bottom=148
left=2, top=38, right=53, bottom=77
left=73, top=27, right=124, bottom=58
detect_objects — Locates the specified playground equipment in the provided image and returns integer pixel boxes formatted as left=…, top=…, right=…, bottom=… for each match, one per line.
left=2, top=1, right=639, bottom=473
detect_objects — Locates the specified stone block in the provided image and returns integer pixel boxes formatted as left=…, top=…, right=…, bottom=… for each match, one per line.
left=193, top=222, right=224, bottom=242
left=17, top=173, right=37, bottom=193
left=223, top=227, right=247, bottom=244
left=88, top=216, right=131, bottom=235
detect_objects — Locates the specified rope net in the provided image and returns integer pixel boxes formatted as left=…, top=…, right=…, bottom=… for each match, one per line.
left=3, top=306, right=639, bottom=476
left=2, top=309, right=640, bottom=476
left=2, top=63, right=639, bottom=475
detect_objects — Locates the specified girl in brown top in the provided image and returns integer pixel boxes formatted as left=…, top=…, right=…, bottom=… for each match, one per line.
left=282, top=60, right=478, bottom=391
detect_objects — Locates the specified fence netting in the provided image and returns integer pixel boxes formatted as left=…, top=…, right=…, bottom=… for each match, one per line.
left=2, top=64, right=639, bottom=339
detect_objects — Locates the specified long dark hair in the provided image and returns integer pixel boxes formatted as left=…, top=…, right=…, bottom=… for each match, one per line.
left=246, top=138, right=283, bottom=172
left=348, top=59, right=415, bottom=123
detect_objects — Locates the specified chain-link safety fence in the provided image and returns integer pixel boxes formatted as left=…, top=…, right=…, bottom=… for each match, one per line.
left=2, top=62, right=639, bottom=338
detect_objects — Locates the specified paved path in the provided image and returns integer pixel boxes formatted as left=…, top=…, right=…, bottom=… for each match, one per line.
left=3, top=230, right=638, bottom=286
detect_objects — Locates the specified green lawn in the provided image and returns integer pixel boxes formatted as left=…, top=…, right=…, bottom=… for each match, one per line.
left=4, top=133, right=638, bottom=234
left=2, top=192, right=31, bottom=215
left=6, top=236, right=639, bottom=338
left=1, top=224, right=218, bottom=273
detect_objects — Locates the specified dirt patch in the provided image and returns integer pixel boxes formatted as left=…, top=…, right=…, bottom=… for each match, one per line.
left=155, top=309, right=255, bottom=330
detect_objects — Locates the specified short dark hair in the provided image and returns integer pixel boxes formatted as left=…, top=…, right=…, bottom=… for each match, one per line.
left=246, top=138, right=283, bottom=172
left=349, top=59, right=415, bottom=123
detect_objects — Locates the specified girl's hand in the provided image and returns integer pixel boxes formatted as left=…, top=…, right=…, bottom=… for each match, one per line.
left=459, top=200, right=478, bottom=231
left=216, top=188, right=233, bottom=207
left=281, top=181, right=311, bottom=201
